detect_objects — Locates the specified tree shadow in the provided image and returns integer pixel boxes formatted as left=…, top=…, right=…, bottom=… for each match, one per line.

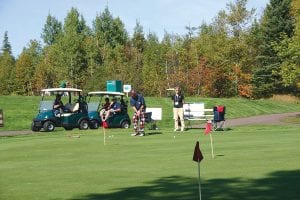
left=69, top=170, right=300, bottom=200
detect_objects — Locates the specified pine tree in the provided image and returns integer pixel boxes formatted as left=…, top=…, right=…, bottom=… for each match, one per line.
left=41, top=14, right=62, bottom=45
left=252, top=0, right=294, bottom=97
left=0, top=31, right=15, bottom=94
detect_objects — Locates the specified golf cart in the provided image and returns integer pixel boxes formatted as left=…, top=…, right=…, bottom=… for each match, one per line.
left=87, top=91, right=131, bottom=129
left=31, top=88, right=90, bottom=132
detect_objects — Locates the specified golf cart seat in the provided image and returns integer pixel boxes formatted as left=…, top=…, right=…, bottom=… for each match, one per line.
left=64, top=103, right=80, bottom=113
left=72, top=103, right=79, bottom=112
left=60, top=103, right=80, bottom=117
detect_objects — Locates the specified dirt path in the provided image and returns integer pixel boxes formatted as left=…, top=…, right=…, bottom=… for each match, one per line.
left=225, top=112, right=300, bottom=127
left=0, top=112, right=299, bottom=136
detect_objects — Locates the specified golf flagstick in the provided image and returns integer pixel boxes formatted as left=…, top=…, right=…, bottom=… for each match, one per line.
left=210, top=133, right=214, bottom=158
left=198, top=161, right=201, bottom=200
left=103, top=126, right=106, bottom=145
left=205, top=121, right=214, bottom=158
left=102, top=121, right=107, bottom=145
left=193, top=141, right=204, bottom=200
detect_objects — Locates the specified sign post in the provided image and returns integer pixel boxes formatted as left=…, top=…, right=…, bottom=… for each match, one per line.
left=123, top=84, right=131, bottom=97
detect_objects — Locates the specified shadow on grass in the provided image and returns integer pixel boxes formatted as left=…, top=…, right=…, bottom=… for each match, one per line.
left=70, top=170, right=300, bottom=200
left=147, top=131, right=163, bottom=136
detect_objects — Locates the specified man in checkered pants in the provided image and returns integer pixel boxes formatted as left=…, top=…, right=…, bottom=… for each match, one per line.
left=130, top=89, right=146, bottom=136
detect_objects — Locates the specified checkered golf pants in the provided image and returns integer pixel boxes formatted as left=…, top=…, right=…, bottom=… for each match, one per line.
left=132, top=111, right=145, bottom=132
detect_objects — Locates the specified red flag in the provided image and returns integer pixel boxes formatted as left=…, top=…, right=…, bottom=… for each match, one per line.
left=204, top=121, right=212, bottom=135
left=102, top=121, right=108, bottom=128
left=193, top=141, right=204, bottom=162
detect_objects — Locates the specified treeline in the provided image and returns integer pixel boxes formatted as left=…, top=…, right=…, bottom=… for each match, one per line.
left=0, top=0, right=299, bottom=98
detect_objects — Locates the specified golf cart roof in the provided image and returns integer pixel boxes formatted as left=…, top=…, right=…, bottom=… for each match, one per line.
left=41, top=88, right=82, bottom=92
left=88, top=91, right=125, bottom=96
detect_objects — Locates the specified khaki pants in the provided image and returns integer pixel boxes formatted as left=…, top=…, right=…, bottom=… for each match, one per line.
left=173, top=107, right=185, bottom=130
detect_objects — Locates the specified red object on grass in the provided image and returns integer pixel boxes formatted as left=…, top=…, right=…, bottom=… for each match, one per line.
left=204, top=121, right=212, bottom=135
left=102, top=121, right=108, bottom=128
left=193, top=141, right=204, bottom=162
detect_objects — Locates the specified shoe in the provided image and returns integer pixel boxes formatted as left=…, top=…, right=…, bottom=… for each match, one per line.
left=138, top=132, right=145, bottom=136
left=174, top=129, right=179, bottom=132
left=181, top=128, right=185, bottom=131
left=131, top=132, right=140, bottom=136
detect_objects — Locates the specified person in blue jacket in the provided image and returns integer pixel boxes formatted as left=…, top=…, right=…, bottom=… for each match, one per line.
left=103, top=97, right=121, bottom=121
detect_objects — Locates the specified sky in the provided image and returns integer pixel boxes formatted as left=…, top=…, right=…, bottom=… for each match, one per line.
left=0, top=0, right=269, bottom=57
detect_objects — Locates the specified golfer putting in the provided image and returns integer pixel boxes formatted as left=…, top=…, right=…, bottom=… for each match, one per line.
left=129, top=89, right=146, bottom=136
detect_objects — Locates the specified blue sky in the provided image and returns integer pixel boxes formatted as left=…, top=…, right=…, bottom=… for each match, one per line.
left=0, top=0, right=269, bottom=57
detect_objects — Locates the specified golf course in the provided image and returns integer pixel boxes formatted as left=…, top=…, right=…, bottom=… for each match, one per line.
left=0, top=95, right=299, bottom=200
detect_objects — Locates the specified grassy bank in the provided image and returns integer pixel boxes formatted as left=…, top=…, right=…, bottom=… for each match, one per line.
left=0, top=95, right=300, bottom=130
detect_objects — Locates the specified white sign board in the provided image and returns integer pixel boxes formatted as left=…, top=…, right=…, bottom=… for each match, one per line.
left=146, top=108, right=162, bottom=120
left=123, top=84, right=131, bottom=93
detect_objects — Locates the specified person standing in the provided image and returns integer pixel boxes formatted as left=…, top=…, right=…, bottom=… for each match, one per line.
left=130, top=89, right=146, bottom=136
left=171, top=86, right=185, bottom=131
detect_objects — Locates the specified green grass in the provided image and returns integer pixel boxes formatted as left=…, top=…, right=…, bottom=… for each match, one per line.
left=0, top=125, right=300, bottom=200
left=1, top=95, right=300, bottom=130
left=0, top=95, right=299, bottom=199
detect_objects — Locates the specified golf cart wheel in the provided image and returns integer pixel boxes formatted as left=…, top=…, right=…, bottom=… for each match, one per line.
left=90, top=120, right=100, bottom=129
left=31, top=122, right=41, bottom=132
left=43, top=121, right=55, bottom=132
left=121, top=121, right=130, bottom=129
left=79, top=119, right=89, bottom=130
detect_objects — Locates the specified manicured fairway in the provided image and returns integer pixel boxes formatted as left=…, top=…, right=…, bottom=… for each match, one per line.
left=1, top=124, right=299, bottom=200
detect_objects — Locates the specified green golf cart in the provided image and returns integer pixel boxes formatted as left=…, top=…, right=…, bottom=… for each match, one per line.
left=87, top=91, right=131, bottom=129
left=31, top=88, right=90, bottom=132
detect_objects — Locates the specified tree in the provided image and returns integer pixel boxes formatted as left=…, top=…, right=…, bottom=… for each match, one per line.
left=1, top=31, right=13, bottom=55
left=15, top=40, right=42, bottom=95
left=56, top=7, right=89, bottom=88
left=252, top=0, right=295, bottom=97
left=93, top=7, right=128, bottom=48
left=274, top=0, right=300, bottom=93
left=194, top=0, right=255, bottom=97
left=141, top=32, right=166, bottom=96
left=131, top=21, right=146, bottom=90
left=226, top=0, right=255, bottom=37
left=0, top=31, right=15, bottom=94
left=41, top=14, right=62, bottom=45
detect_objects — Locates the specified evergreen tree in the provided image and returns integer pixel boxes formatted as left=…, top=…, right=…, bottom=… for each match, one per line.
left=274, top=0, right=300, bottom=93
left=0, top=32, right=15, bottom=94
left=1, top=31, right=13, bottom=55
left=252, top=0, right=294, bottom=97
left=41, top=14, right=62, bottom=45
left=93, top=7, right=128, bottom=48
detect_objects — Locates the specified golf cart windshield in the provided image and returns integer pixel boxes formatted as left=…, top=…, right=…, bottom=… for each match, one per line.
left=88, top=102, right=99, bottom=111
left=39, top=100, right=54, bottom=112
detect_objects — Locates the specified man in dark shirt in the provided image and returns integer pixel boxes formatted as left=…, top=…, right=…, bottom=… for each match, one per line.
left=130, top=89, right=146, bottom=136
left=171, top=86, right=185, bottom=131
left=53, top=94, right=64, bottom=117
